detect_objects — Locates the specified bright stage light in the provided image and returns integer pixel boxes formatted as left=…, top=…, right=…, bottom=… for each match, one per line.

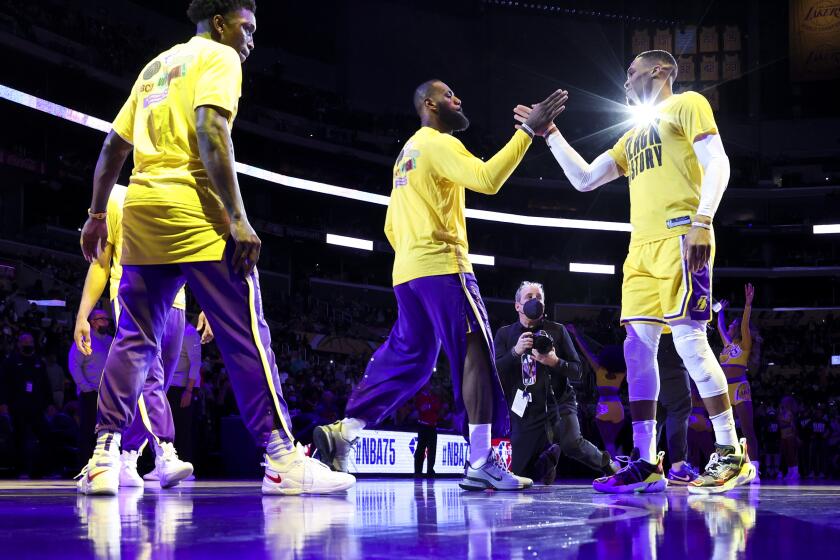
left=813, top=224, right=840, bottom=234
left=569, top=262, right=615, bottom=275
left=326, top=234, right=373, bottom=251
left=468, top=253, right=495, bottom=266
left=627, top=102, right=658, bottom=128
left=0, top=84, right=634, bottom=234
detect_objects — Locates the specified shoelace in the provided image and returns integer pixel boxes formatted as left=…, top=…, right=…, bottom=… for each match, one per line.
left=74, top=449, right=115, bottom=480
left=123, top=452, right=139, bottom=468
left=703, top=453, right=729, bottom=477
left=613, top=455, right=632, bottom=469
left=159, top=442, right=179, bottom=462
left=74, top=464, right=91, bottom=480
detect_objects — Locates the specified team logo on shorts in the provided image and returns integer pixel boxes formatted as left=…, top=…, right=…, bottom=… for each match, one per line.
left=693, top=296, right=709, bottom=312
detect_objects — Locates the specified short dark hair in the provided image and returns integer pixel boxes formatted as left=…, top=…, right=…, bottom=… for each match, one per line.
left=413, top=79, right=441, bottom=115
left=635, top=50, right=678, bottom=82
left=187, top=0, right=257, bottom=25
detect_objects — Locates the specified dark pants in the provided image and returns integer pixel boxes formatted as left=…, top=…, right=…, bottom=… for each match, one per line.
left=414, top=424, right=437, bottom=474
left=511, top=412, right=605, bottom=480
left=96, top=241, right=293, bottom=449
left=657, top=336, right=691, bottom=464
left=345, top=273, right=509, bottom=439
left=78, top=391, right=98, bottom=467
left=167, top=386, right=194, bottom=463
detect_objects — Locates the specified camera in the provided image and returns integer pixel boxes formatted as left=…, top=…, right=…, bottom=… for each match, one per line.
left=532, top=330, right=554, bottom=354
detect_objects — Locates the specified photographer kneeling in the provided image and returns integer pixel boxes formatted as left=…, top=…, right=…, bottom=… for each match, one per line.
left=494, top=281, right=618, bottom=484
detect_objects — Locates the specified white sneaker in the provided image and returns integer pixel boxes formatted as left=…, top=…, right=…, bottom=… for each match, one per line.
left=262, top=444, right=356, bottom=495
left=142, top=467, right=160, bottom=481
left=119, top=450, right=144, bottom=487
left=77, top=433, right=121, bottom=496
left=154, top=442, right=193, bottom=489
left=459, top=449, right=533, bottom=491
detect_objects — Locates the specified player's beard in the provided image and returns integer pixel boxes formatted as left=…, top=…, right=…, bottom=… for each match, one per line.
left=439, top=105, right=470, bottom=132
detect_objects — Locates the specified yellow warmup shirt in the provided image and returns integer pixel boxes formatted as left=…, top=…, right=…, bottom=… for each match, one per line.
left=386, top=127, right=532, bottom=286
left=107, top=185, right=186, bottom=309
left=111, top=35, right=242, bottom=265
left=607, top=92, right=718, bottom=247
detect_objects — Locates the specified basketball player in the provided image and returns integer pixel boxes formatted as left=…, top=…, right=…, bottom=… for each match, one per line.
left=74, top=185, right=198, bottom=488
left=716, top=283, right=760, bottom=478
left=77, top=0, right=354, bottom=495
left=514, top=50, right=755, bottom=493
left=313, top=80, right=567, bottom=491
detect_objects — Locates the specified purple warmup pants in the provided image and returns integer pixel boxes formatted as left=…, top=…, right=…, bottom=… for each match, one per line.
left=346, top=272, right=510, bottom=439
left=96, top=240, right=294, bottom=448
left=117, top=303, right=185, bottom=453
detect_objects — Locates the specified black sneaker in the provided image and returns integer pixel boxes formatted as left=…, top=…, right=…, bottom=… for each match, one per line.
left=593, top=450, right=666, bottom=494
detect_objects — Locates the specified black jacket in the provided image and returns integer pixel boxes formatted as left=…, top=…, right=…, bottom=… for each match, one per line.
left=494, top=319, right=582, bottom=430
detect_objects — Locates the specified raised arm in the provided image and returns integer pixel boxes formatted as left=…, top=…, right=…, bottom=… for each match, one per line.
left=432, top=130, right=533, bottom=195
left=434, top=90, right=568, bottom=195
left=740, top=283, right=754, bottom=346
left=544, top=134, right=621, bottom=192
left=512, top=103, right=621, bottom=192
left=716, top=299, right=732, bottom=346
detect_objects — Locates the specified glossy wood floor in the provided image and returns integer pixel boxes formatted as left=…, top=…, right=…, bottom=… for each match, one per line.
left=2, top=478, right=839, bottom=559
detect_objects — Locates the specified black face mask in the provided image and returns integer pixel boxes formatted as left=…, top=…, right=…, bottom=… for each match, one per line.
left=20, top=345, right=35, bottom=356
left=523, top=299, right=545, bottom=321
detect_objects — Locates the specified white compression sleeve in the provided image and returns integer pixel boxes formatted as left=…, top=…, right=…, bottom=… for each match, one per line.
left=545, top=130, right=621, bottom=192
left=624, top=323, right=663, bottom=402
left=693, top=134, right=730, bottom=218
left=670, top=320, right=728, bottom=399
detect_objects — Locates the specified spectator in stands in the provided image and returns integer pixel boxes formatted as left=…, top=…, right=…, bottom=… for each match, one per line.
left=0, top=332, right=53, bottom=477
left=414, top=382, right=443, bottom=477
left=67, top=310, right=112, bottom=466
left=779, top=396, right=800, bottom=481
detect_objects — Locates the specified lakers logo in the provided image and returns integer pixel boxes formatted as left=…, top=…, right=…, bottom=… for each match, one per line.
left=694, top=296, right=709, bottom=312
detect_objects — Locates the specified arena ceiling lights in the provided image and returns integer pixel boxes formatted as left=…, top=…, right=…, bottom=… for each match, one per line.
left=467, top=254, right=495, bottom=266
left=569, top=262, right=615, bottom=275
left=0, top=84, right=632, bottom=234
left=326, top=234, right=373, bottom=251
left=813, top=224, right=840, bottom=234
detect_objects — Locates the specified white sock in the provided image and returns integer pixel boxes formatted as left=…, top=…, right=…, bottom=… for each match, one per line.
left=95, top=431, right=121, bottom=455
left=709, top=409, right=740, bottom=453
left=266, top=429, right=296, bottom=465
left=632, top=420, right=657, bottom=463
left=341, top=417, right=366, bottom=441
left=468, top=423, right=491, bottom=468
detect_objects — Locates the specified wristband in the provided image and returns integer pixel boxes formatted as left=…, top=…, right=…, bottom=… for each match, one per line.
left=691, top=221, right=712, bottom=230
left=88, top=209, right=107, bottom=220
left=519, top=123, right=536, bottom=138
left=544, top=126, right=558, bottom=139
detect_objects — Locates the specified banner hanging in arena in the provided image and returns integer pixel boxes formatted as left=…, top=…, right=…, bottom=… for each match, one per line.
left=790, top=0, right=840, bottom=81
left=342, top=429, right=512, bottom=475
